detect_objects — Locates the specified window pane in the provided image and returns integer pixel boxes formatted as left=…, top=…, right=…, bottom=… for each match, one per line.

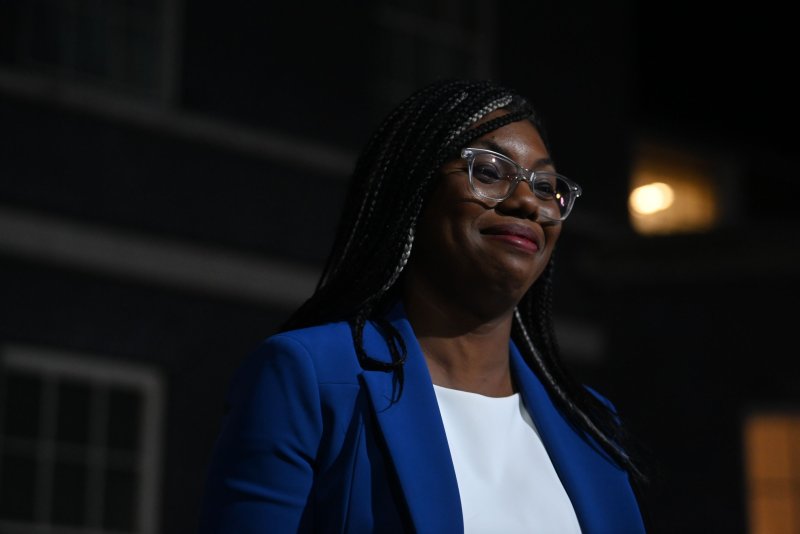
left=27, top=0, right=63, bottom=66
left=107, top=387, right=142, bottom=451
left=123, top=21, right=157, bottom=92
left=751, top=492, right=797, bottom=534
left=10, top=0, right=163, bottom=97
left=74, top=3, right=111, bottom=78
left=55, top=379, right=92, bottom=445
left=102, top=466, right=138, bottom=531
left=124, top=0, right=159, bottom=16
left=745, top=414, right=800, bottom=534
left=0, top=451, right=37, bottom=521
left=3, top=369, right=42, bottom=439
left=51, top=457, right=88, bottom=526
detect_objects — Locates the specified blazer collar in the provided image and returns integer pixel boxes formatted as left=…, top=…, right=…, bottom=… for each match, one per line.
left=360, top=302, right=464, bottom=533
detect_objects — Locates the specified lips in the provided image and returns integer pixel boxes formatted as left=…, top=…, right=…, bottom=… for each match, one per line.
left=481, top=223, right=542, bottom=253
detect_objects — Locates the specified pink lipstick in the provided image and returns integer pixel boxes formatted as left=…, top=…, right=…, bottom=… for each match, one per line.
left=481, top=224, right=541, bottom=254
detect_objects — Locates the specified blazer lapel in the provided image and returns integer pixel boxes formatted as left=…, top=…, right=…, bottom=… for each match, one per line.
left=360, top=304, right=464, bottom=534
left=510, top=344, right=642, bottom=533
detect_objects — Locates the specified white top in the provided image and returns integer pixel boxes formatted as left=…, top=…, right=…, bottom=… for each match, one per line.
left=433, top=384, right=582, bottom=534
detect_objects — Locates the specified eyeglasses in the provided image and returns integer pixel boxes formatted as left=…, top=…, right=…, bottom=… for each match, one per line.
left=461, top=147, right=582, bottom=221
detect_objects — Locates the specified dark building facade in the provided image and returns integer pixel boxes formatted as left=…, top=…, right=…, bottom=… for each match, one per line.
left=1, top=2, right=797, bottom=533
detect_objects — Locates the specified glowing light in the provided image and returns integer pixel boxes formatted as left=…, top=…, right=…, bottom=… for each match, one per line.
left=629, top=182, right=675, bottom=215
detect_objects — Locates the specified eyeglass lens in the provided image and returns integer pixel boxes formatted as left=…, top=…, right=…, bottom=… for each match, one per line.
left=470, top=152, right=572, bottom=219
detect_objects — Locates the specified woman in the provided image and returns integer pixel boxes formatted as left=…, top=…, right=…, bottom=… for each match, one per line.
left=199, top=79, right=647, bottom=533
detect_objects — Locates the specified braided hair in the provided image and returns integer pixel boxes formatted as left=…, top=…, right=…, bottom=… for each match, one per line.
left=279, top=78, right=646, bottom=484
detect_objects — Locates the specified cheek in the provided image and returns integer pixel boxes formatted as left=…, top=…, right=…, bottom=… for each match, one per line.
left=544, top=225, right=562, bottom=252
left=419, top=184, right=484, bottom=247
left=421, top=206, right=476, bottom=261
left=411, top=204, right=463, bottom=264
left=535, top=227, right=560, bottom=272
left=409, top=201, right=485, bottom=281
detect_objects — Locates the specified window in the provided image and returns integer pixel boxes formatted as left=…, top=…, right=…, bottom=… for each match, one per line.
left=0, top=0, right=181, bottom=101
left=0, top=345, right=164, bottom=534
left=744, top=412, right=800, bottom=534
left=371, top=0, right=493, bottom=109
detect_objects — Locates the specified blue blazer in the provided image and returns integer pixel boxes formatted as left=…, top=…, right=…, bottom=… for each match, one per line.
left=199, top=303, right=645, bottom=533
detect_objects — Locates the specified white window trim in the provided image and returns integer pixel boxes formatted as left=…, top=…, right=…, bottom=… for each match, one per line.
left=0, top=205, right=320, bottom=308
left=0, top=68, right=355, bottom=176
left=0, top=345, right=165, bottom=534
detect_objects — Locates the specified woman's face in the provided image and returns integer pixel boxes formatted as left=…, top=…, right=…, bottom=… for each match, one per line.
left=405, top=110, right=562, bottom=312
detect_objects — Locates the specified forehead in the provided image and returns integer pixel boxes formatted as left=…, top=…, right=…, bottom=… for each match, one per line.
left=467, top=110, right=551, bottom=169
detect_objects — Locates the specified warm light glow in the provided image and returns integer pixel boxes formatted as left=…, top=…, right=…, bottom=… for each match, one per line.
left=629, top=182, right=674, bottom=215
left=628, top=142, right=719, bottom=235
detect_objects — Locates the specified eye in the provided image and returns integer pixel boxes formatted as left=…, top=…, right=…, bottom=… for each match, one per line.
left=533, top=173, right=558, bottom=198
left=471, top=154, right=516, bottom=185
left=473, top=163, right=504, bottom=184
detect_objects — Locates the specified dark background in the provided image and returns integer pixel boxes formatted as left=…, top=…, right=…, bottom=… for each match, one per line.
left=1, top=1, right=797, bottom=533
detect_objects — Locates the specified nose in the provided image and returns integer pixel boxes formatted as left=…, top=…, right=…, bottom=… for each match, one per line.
left=496, top=178, right=553, bottom=222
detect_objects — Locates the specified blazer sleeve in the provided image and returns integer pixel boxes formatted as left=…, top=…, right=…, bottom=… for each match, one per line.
left=198, top=335, right=323, bottom=533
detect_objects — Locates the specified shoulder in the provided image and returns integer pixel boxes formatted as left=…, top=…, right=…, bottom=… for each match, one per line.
left=238, top=320, right=362, bottom=389
left=269, top=320, right=353, bottom=353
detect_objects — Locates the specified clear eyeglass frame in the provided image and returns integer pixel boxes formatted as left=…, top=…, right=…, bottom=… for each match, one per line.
left=460, top=147, right=583, bottom=221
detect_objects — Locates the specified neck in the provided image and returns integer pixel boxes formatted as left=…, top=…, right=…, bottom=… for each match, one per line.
left=403, top=276, right=517, bottom=398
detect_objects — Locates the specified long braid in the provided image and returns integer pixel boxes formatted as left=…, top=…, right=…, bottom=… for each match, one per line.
left=319, top=84, right=439, bottom=285
left=326, top=84, right=450, bottom=279
left=513, top=260, right=649, bottom=483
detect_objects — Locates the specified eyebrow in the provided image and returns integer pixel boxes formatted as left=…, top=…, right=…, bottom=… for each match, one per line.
left=473, top=139, right=555, bottom=170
